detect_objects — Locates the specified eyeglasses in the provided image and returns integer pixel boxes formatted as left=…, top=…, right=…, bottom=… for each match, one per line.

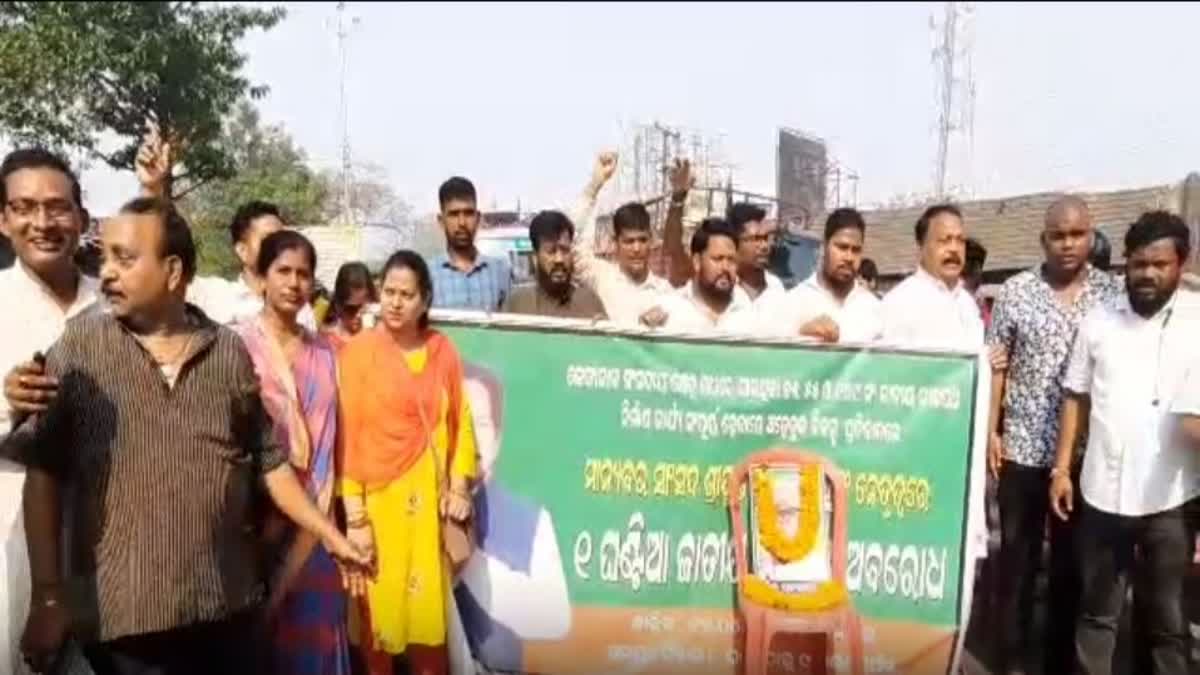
left=5, top=199, right=76, bottom=222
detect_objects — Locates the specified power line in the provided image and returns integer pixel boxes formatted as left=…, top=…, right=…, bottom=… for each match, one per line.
left=331, top=2, right=360, bottom=226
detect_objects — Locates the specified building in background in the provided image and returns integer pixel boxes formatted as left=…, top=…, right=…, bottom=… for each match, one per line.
left=776, top=128, right=829, bottom=233
left=862, top=172, right=1200, bottom=291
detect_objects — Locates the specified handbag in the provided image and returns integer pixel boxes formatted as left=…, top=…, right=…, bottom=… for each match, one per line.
left=407, top=357, right=476, bottom=575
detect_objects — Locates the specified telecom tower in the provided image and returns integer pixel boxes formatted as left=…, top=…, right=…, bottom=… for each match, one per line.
left=333, top=2, right=359, bottom=225
left=931, top=2, right=976, bottom=200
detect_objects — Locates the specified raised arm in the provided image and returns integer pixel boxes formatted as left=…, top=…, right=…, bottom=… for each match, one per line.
left=571, top=152, right=618, bottom=288
left=663, top=159, right=694, bottom=288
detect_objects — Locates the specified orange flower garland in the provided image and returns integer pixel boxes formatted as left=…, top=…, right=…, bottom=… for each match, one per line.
left=742, top=575, right=849, bottom=612
left=753, top=465, right=821, bottom=563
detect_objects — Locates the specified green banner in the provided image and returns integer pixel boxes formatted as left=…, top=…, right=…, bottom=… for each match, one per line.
left=444, top=316, right=982, bottom=675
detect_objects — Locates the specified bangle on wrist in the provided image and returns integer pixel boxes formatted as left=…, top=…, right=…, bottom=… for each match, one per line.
left=346, top=515, right=370, bottom=529
left=1049, top=466, right=1069, bottom=479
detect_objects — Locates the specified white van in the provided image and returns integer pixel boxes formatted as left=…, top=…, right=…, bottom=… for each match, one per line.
left=476, top=225, right=534, bottom=284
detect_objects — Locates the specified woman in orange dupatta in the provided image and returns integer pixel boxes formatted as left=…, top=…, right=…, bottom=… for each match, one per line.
left=338, top=250, right=477, bottom=675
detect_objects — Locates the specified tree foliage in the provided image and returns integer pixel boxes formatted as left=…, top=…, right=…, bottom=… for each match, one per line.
left=180, top=101, right=328, bottom=277
left=0, top=1, right=285, bottom=197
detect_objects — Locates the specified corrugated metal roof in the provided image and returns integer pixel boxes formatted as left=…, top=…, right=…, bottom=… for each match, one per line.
left=861, top=183, right=1183, bottom=277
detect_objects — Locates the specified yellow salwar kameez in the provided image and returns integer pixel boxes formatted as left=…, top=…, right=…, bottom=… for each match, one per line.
left=338, top=328, right=477, bottom=658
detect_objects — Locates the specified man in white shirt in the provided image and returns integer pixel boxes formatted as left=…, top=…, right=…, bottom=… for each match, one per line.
left=780, top=208, right=883, bottom=344
left=881, top=204, right=984, bottom=350
left=0, top=148, right=100, bottom=675
left=656, top=218, right=758, bottom=334
left=725, top=202, right=787, bottom=329
left=572, top=153, right=676, bottom=326
left=1050, top=211, right=1200, bottom=675
left=185, top=201, right=317, bottom=328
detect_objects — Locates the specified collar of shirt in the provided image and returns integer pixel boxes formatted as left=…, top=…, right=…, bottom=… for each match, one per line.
left=733, top=271, right=786, bottom=307
left=433, top=253, right=492, bottom=276
left=914, top=264, right=969, bottom=297
left=662, top=282, right=758, bottom=332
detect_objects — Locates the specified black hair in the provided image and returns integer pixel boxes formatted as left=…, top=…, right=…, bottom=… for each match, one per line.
left=612, top=202, right=651, bottom=238
left=1090, top=230, right=1112, bottom=271
left=0, top=148, right=82, bottom=208
left=965, top=237, right=987, bottom=267
left=726, top=202, right=767, bottom=236
left=1123, top=210, right=1192, bottom=262
left=438, top=177, right=477, bottom=210
left=255, top=229, right=317, bottom=278
left=229, top=200, right=283, bottom=245
left=118, top=197, right=197, bottom=283
left=824, top=207, right=866, bottom=242
left=380, top=249, right=434, bottom=329
left=690, top=218, right=739, bottom=255
left=333, top=261, right=376, bottom=307
left=859, top=258, right=878, bottom=282
left=914, top=203, right=962, bottom=244
left=528, top=210, right=575, bottom=250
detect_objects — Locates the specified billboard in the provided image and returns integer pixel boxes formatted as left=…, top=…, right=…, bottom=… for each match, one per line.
left=776, top=129, right=828, bottom=234
left=442, top=313, right=988, bottom=675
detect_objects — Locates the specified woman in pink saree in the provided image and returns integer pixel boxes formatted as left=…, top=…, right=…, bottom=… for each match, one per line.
left=236, top=230, right=352, bottom=674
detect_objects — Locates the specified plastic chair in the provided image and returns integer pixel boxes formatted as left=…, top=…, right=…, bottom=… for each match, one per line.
left=729, top=449, right=864, bottom=675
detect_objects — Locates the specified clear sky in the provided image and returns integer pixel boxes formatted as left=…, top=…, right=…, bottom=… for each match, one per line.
left=77, top=1, right=1200, bottom=220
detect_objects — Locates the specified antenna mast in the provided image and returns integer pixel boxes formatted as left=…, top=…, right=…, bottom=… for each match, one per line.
left=334, top=2, right=360, bottom=225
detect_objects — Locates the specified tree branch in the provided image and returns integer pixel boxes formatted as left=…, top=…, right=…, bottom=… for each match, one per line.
left=171, top=176, right=213, bottom=202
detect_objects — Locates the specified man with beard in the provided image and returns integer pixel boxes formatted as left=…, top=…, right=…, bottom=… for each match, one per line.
left=656, top=218, right=758, bottom=334
left=572, top=153, right=677, bottom=326
left=430, top=176, right=512, bottom=311
left=1051, top=211, right=1200, bottom=675
left=7, top=197, right=369, bottom=674
left=881, top=204, right=984, bottom=350
left=986, top=196, right=1120, bottom=675
left=779, top=208, right=882, bottom=343
left=0, top=148, right=101, bottom=675
left=502, top=210, right=606, bottom=320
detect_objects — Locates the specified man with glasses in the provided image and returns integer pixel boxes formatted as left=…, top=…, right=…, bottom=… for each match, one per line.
left=0, top=148, right=101, bottom=675
left=726, top=202, right=786, bottom=329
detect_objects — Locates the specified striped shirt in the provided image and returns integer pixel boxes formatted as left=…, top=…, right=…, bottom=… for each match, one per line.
left=429, top=253, right=512, bottom=311
left=4, top=307, right=286, bottom=642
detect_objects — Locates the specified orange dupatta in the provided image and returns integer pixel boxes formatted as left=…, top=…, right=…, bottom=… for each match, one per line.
left=337, top=328, right=465, bottom=494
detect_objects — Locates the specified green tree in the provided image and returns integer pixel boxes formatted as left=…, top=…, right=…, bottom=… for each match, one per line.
left=181, top=101, right=328, bottom=277
left=0, top=1, right=284, bottom=197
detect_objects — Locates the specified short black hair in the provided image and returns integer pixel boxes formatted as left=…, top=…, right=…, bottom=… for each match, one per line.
left=255, top=229, right=316, bottom=278
left=380, top=249, right=434, bottom=329
left=690, top=217, right=739, bottom=255
left=726, top=202, right=767, bottom=236
left=528, top=210, right=575, bottom=250
left=0, top=148, right=82, bottom=208
left=438, top=177, right=477, bottom=210
left=965, top=238, right=987, bottom=267
left=824, top=207, right=866, bottom=242
left=612, top=202, right=651, bottom=238
left=914, top=203, right=962, bottom=244
left=1124, top=210, right=1191, bottom=262
left=229, top=200, right=283, bottom=245
left=859, top=258, right=878, bottom=282
left=118, top=197, right=197, bottom=283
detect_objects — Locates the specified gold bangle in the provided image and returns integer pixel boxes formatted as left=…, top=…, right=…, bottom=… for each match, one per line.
left=346, top=516, right=370, bottom=529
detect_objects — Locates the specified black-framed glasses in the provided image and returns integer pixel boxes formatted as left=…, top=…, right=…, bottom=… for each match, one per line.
left=5, top=198, right=76, bottom=222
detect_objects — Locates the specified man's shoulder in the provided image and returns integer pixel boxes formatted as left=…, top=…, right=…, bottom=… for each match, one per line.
left=504, top=283, right=537, bottom=307
left=1000, top=268, right=1039, bottom=295
left=882, top=274, right=920, bottom=304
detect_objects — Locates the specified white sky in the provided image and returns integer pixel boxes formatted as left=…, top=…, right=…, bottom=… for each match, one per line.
left=77, top=1, right=1200, bottom=219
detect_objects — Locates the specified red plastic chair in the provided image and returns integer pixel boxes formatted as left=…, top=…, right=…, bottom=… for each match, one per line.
left=729, top=449, right=864, bottom=675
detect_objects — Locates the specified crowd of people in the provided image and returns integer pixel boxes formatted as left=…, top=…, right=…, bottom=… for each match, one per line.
left=0, top=136, right=1197, bottom=675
